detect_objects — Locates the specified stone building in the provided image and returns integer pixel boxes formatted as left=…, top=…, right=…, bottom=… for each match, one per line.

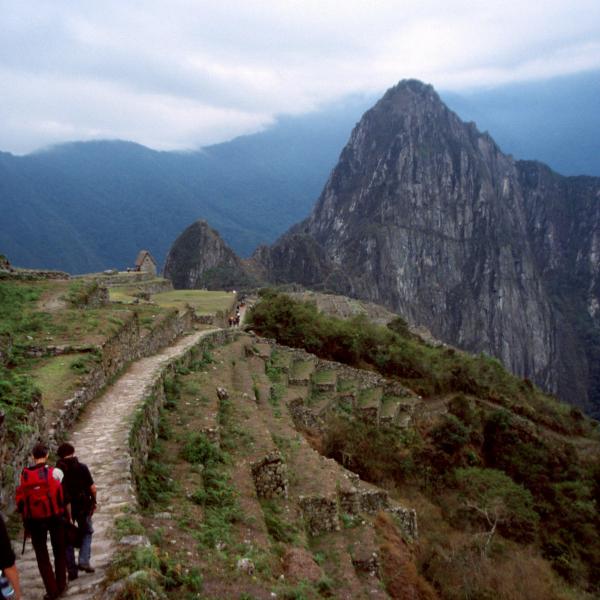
left=134, top=250, right=157, bottom=275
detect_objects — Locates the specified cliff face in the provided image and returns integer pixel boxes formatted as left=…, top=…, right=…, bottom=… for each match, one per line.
left=254, top=80, right=600, bottom=413
left=163, top=220, right=252, bottom=290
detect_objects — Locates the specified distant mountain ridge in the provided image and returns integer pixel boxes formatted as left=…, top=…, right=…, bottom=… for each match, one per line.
left=254, top=80, right=600, bottom=414
left=1, top=70, right=599, bottom=274
left=166, top=80, right=600, bottom=416
left=0, top=98, right=371, bottom=274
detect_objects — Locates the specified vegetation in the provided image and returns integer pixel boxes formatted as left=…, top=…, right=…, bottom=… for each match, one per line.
left=152, top=290, right=235, bottom=315
left=249, top=290, right=600, bottom=595
left=248, top=290, right=596, bottom=435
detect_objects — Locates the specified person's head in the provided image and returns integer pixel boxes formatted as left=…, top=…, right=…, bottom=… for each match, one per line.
left=57, top=442, right=75, bottom=459
left=31, top=442, right=49, bottom=463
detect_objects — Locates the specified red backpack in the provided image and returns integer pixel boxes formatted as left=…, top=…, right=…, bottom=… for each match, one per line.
left=16, top=466, right=64, bottom=520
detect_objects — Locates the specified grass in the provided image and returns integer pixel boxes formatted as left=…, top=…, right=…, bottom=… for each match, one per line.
left=381, top=395, right=401, bottom=418
left=270, top=349, right=292, bottom=370
left=152, top=290, right=235, bottom=315
left=358, top=387, right=383, bottom=408
left=30, top=353, right=94, bottom=409
left=261, top=499, right=299, bottom=544
left=313, top=369, right=337, bottom=385
left=291, top=359, right=314, bottom=380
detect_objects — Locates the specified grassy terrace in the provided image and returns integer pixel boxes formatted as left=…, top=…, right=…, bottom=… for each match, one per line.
left=290, top=359, right=314, bottom=380
left=152, top=290, right=235, bottom=315
left=0, top=278, right=226, bottom=428
left=312, top=369, right=337, bottom=385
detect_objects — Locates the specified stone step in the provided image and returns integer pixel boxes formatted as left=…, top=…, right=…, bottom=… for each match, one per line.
left=357, top=386, right=383, bottom=424
left=311, top=368, right=338, bottom=392
left=15, top=328, right=220, bottom=600
left=269, top=348, right=292, bottom=373
left=288, top=358, right=315, bottom=386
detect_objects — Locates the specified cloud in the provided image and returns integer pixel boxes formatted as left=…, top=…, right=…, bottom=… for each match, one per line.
left=0, top=0, right=599, bottom=153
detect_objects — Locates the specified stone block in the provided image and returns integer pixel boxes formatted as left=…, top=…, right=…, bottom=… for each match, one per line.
left=359, top=489, right=389, bottom=514
left=387, top=506, right=418, bottom=540
left=299, top=495, right=339, bottom=536
left=251, top=451, right=288, bottom=499
left=338, top=488, right=362, bottom=515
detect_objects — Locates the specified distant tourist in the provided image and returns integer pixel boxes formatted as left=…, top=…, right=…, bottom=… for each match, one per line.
left=0, top=514, right=21, bottom=599
left=56, top=443, right=97, bottom=580
left=15, top=443, right=67, bottom=600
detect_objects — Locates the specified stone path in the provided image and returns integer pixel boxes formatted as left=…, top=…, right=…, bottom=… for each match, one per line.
left=17, top=328, right=218, bottom=600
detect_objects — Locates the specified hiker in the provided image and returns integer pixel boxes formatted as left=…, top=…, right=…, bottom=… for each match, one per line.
left=0, top=514, right=21, bottom=599
left=56, top=443, right=97, bottom=581
left=15, top=443, right=67, bottom=600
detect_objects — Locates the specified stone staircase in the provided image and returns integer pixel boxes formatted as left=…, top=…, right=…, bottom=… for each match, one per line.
left=15, top=329, right=219, bottom=600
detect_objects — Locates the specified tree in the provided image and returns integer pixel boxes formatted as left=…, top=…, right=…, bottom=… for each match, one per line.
left=455, top=467, right=539, bottom=555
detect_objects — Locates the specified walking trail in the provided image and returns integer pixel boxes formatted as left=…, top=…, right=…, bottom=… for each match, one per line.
left=17, top=328, right=219, bottom=600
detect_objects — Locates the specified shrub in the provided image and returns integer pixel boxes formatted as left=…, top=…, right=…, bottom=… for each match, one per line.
left=432, top=415, right=470, bottom=454
left=454, top=467, right=539, bottom=548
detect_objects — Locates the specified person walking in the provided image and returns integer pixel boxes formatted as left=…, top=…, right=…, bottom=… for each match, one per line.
left=0, top=514, right=21, bottom=599
left=15, top=443, right=67, bottom=600
left=56, top=443, right=96, bottom=580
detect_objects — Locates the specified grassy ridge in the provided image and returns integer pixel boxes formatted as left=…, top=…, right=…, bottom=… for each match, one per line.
left=248, top=289, right=594, bottom=435
left=248, top=290, right=600, bottom=594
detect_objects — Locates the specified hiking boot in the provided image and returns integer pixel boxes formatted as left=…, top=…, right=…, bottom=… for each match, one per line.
left=78, top=563, right=95, bottom=573
left=68, top=572, right=78, bottom=581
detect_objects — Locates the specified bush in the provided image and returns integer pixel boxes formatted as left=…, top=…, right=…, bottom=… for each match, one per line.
left=454, top=467, right=539, bottom=546
left=432, top=415, right=470, bottom=454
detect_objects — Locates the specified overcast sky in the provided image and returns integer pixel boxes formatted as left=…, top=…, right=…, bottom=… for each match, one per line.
left=1, top=0, right=599, bottom=154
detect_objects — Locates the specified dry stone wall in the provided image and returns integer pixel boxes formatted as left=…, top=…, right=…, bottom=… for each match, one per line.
left=299, top=495, right=340, bottom=536
left=51, top=309, right=194, bottom=442
left=0, top=309, right=197, bottom=511
left=0, top=269, right=70, bottom=281
left=129, top=329, right=235, bottom=487
left=0, top=398, right=45, bottom=510
left=251, top=451, right=289, bottom=499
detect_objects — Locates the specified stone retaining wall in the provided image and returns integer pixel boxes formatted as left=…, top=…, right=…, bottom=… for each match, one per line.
left=0, top=269, right=70, bottom=280
left=299, top=495, right=340, bottom=536
left=0, top=397, right=45, bottom=510
left=128, top=329, right=235, bottom=489
left=251, top=334, right=417, bottom=399
left=251, top=451, right=289, bottom=499
left=51, top=309, right=195, bottom=443
left=0, top=309, right=199, bottom=511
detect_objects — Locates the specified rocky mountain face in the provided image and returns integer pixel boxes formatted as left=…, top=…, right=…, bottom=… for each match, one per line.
left=163, top=220, right=253, bottom=290
left=251, top=80, right=600, bottom=414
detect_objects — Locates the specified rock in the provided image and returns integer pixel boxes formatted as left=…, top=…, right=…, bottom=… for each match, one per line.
left=236, top=557, right=255, bottom=575
left=163, top=220, right=256, bottom=290
left=216, top=387, right=229, bottom=401
left=352, top=550, right=380, bottom=578
left=106, top=570, right=162, bottom=599
left=282, top=548, right=323, bottom=583
left=119, top=534, right=151, bottom=547
left=154, top=512, right=172, bottom=520
left=247, top=79, right=600, bottom=415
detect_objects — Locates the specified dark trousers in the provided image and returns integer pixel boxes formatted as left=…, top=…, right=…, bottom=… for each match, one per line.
left=28, top=517, right=67, bottom=599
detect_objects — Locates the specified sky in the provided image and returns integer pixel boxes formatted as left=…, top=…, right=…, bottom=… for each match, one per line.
left=1, top=0, right=599, bottom=154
